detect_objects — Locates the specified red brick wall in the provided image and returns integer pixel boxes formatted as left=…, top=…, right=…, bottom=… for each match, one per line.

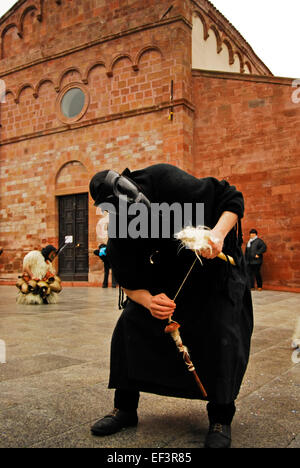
left=0, top=4, right=193, bottom=283
left=192, top=71, right=300, bottom=290
left=0, top=0, right=184, bottom=66
left=0, top=0, right=299, bottom=291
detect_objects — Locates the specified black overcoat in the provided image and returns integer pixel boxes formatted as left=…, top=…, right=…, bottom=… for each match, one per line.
left=245, top=238, right=267, bottom=265
left=107, top=164, right=253, bottom=404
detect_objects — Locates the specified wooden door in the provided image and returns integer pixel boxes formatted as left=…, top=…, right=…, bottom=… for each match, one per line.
left=58, top=193, right=88, bottom=281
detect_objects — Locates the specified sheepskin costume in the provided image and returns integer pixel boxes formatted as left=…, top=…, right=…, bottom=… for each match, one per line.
left=16, top=250, right=60, bottom=305
left=24, top=250, right=56, bottom=278
left=292, top=318, right=300, bottom=350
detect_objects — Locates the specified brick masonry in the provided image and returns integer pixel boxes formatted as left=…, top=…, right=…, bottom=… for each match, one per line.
left=193, top=71, right=300, bottom=290
left=0, top=0, right=299, bottom=290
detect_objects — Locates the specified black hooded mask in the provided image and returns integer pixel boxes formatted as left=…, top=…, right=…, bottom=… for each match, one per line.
left=89, top=169, right=151, bottom=210
left=41, top=245, right=57, bottom=261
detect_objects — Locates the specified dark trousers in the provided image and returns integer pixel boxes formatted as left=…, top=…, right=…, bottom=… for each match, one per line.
left=248, top=264, right=263, bottom=288
left=103, top=264, right=117, bottom=288
left=114, top=389, right=236, bottom=425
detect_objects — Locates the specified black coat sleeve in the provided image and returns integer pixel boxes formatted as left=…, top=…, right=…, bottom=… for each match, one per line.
left=256, top=239, right=267, bottom=255
left=211, top=178, right=244, bottom=221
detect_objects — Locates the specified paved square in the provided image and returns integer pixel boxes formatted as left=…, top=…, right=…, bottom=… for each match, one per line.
left=0, top=286, right=299, bottom=448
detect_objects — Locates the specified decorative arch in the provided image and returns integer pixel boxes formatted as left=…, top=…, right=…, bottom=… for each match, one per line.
left=34, top=78, right=56, bottom=98
left=234, top=50, right=244, bottom=73
left=57, top=67, right=83, bottom=91
left=0, top=0, right=43, bottom=58
left=1, top=23, right=19, bottom=39
left=83, top=60, right=106, bottom=84
left=209, top=25, right=222, bottom=54
left=192, top=11, right=209, bottom=40
left=134, top=45, right=163, bottom=70
left=4, top=89, right=16, bottom=101
left=244, top=61, right=252, bottom=74
left=107, top=54, right=134, bottom=77
left=222, top=39, right=234, bottom=65
left=15, top=83, right=35, bottom=103
left=19, top=5, right=38, bottom=37
left=56, top=159, right=87, bottom=173
left=50, top=154, right=95, bottom=191
left=1, top=23, right=21, bottom=59
left=55, top=160, right=88, bottom=188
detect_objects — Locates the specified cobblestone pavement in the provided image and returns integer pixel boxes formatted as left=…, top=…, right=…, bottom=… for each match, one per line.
left=0, top=286, right=299, bottom=448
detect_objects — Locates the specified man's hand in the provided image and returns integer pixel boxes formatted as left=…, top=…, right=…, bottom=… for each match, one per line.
left=123, top=289, right=175, bottom=320
left=199, top=211, right=238, bottom=260
left=199, top=229, right=224, bottom=259
left=148, top=293, right=176, bottom=320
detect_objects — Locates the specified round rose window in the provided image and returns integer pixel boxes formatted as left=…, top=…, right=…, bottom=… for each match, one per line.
left=56, top=84, right=89, bottom=124
left=61, top=88, right=85, bottom=118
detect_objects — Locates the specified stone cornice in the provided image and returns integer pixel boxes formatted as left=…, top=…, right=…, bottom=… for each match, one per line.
left=192, top=68, right=294, bottom=86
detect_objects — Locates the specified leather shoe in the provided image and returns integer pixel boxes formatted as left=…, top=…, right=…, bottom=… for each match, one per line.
left=204, top=423, right=231, bottom=448
left=91, top=408, right=138, bottom=436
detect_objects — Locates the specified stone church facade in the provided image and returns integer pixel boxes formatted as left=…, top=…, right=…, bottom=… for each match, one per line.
left=0, top=0, right=299, bottom=290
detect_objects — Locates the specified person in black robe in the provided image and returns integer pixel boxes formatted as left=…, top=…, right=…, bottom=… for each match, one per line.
left=89, top=163, right=253, bottom=448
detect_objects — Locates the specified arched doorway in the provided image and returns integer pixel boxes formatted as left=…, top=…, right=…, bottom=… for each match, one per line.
left=56, top=161, right=89, bottom=281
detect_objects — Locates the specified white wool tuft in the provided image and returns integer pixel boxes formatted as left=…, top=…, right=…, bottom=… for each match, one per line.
left=292, top=318, right=300, bottom=349
left=16, top=291, right=58, bottom=305
left=16, top=291, right=43, bottom=305
left=175, top=226, right=213, bottom=252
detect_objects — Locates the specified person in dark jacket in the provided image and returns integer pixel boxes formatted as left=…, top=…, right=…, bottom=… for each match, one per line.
left=245, top=229, right=267, bottom=290
left=89, top=164, right=253, bottom=448
left=93, top=243, right=117, bottom=288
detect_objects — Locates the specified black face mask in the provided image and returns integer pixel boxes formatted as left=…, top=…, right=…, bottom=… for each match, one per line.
left=41, top=245, right=57, bottom=261
left=94, top=170, right=151, bottom=212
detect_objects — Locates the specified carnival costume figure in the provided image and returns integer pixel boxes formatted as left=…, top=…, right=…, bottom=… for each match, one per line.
left=16, top=245, right=62, bottom=305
